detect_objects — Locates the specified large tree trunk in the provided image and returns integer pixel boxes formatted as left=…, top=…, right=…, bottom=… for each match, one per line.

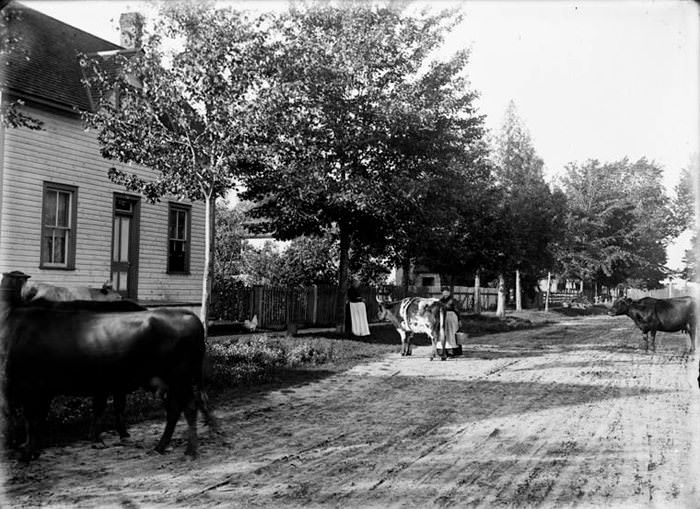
left=515, top=269, right=522, bottom=311
left=335, top=225, right=351, bottom=330
left=402, top=257, right=411, bottom=294
left=200, top=193, right=216, bottom=338
left=496, top=273, right=506, bottom=319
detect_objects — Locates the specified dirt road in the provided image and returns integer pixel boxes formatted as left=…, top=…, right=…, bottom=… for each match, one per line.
left=5, top=313, right=700, bottom=508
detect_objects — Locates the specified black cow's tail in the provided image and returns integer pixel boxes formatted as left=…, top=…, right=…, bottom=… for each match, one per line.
left=195, top=348, right=220, bottom=433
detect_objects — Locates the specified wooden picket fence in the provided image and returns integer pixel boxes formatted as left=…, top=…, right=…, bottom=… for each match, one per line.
left=211, top=282, right=502, bottom=330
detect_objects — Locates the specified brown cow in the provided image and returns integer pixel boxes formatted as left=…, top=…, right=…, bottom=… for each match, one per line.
left=609, top=296, right=696, bottom=353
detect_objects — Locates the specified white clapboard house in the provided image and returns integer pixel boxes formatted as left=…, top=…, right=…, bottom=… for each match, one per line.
left=0, top=2, right=204, bottom=305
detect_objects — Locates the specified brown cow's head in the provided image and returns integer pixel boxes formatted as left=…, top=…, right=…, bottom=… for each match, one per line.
left=609, top=298, right=631, bottom=316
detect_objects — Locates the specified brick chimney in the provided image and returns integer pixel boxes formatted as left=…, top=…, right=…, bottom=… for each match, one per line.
left=119, top=12, right=144, bottom=49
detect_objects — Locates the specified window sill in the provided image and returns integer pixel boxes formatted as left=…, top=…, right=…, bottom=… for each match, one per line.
left=39, top=265, right=75, bottom=271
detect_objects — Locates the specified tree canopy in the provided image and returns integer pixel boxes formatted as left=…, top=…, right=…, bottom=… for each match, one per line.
left=83, top=2, right=277, bottom=326
left=489, top=101, right=565, bottom=303
left=241, top=3, right=488, bottom=322
left=556, top=157, right=677, bottom=289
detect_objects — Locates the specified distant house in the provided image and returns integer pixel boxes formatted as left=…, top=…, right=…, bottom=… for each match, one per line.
left=0, top=2, right=204, bottom=304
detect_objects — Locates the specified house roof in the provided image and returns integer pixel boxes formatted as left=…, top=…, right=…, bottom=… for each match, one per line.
left=2, top=1, right=122, bottom=112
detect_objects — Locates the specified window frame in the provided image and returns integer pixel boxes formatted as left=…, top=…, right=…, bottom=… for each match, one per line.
left=39, top=181, right=78, bottom=270
left=167, top=202, right=191, bottom=275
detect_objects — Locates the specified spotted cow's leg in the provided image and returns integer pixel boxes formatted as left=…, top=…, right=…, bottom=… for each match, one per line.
left=406, top=332, right=413, bottom=356
left=429, top=332, right=438, bottom=361
left=397, top=329, right=407, bottom=356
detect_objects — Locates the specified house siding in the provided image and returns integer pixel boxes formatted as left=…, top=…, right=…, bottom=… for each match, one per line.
left=0, top=106, right=204, bottom=302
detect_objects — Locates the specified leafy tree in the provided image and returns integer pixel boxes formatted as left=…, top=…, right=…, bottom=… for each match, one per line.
left=491, top=101, right=565, bottom=313
left=238, top=235, right=338, bottom=287
left=82, top=2, right=276, bottom=329
left=242, top=4, right=486, bottom=325
left=672, top=162, right=698, bottom=280
left=214, top=201, right=250, bottom=278
left=408, top=160, right=501, bottom=289
left=239, top=242, right=285, bottom=285
left=557, top=157, right=677, bottom=290
left=277, top=235, right=338, bottom=286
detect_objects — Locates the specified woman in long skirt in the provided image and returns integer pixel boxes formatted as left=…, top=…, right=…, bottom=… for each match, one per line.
left=439, top=287, right=461, bottom=354
left=346, top=280, right=370, bottom=336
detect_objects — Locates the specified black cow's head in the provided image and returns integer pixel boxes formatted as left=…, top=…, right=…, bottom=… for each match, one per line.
left=1, top=271, right=31, bottom=304
left=609, top=298, right=632, bottom=316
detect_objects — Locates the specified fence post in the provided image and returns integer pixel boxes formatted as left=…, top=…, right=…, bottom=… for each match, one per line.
left=256, top=285, right=264, bottom=328
left=474, top=271, right=481, bottom=314
left=312, top=284, right=318, bottom=326
left=545, top=272, right=551, bottom=312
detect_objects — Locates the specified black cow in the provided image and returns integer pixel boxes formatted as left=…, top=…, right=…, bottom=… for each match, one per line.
left=376, top=296, right=447, bottom=360
left=608, top=296, right=697, bottom=353
left=3, top=299, right=216, bottom=461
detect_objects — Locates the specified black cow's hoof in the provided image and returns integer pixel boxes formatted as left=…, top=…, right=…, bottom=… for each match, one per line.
left=440, top=357, right=447, bottom=362
left=152, top=445, right=167, bottom=455
left=18, top=447, right=39, bottom=462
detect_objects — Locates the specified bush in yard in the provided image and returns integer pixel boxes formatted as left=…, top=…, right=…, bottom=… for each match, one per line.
left=287, top=340, right=334, bottom=367
left=208, top=336, right=287, bottom=388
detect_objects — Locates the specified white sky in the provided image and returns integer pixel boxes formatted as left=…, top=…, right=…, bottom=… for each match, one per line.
left=23, top=0, right=700, bottom=270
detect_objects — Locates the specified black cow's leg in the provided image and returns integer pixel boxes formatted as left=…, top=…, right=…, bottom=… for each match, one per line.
left=20, top=397, right=49, bottom=461
left=183, top=392, right=198, bottom=458
left=650, top=331, right=657, bottom=352
left=90, top=395, right=108, bottom=444
left=154, top=392, right=182, bottom=455
left=689, top=326, right=696, bottom=354
left=642, top=332, right=649, bottom=351
left=196, top=389, right=219, bottom=433
left=114, top=392, right=130, bottom=439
